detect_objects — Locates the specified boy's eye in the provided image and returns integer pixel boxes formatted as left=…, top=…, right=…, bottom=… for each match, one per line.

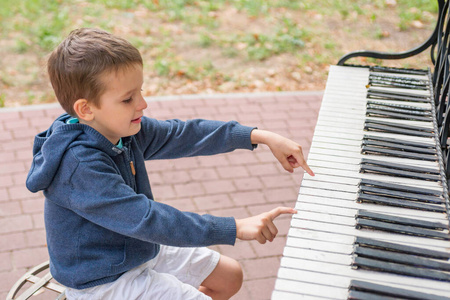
left=123, top=97, right=132, bottom=103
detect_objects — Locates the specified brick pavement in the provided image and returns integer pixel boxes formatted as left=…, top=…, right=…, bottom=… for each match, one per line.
left=0, top=91, right=322, bottom=300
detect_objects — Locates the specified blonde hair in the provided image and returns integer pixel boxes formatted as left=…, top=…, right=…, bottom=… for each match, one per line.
left=47, top=28, right=143, bottom=116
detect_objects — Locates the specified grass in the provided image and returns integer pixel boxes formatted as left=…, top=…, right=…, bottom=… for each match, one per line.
left=0, top=0, right=440, bottom=107
left=0, top=0, right=438, bottom=56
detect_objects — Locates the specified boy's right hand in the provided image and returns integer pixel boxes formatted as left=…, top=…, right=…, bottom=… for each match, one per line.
left=235, top=207, right=297, bottom=244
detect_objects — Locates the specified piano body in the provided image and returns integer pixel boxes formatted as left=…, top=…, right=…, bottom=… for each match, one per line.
left=272, top=1, right=450, bottom=299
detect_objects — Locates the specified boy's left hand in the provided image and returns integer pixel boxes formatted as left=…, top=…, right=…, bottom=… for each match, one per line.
left=251, top=129, right=314, bottom=176
left=235, top=207, right=297, bottom=244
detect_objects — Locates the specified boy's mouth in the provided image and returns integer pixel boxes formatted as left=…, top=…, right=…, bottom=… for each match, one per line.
left=131, top=117, right=142, bottom=124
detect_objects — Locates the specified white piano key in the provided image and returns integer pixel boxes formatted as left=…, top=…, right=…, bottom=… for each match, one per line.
left=307, top=147, right=440, bottom=169
left=311, top=134, right=435, bottom=148
left=321, top=98, right=432, bottom=110
left=294, top=199, right=448, bottom=223
left=272, top=289, right=332, bottom=300
left=313, top=125, right=436, bottom=142
left=278, top=256, right=450, bottom=294
left=287, top=224, right=450, bottom=255
left=308, top=156, right=439, bottom=177
left=311, top=128, right=436, bottom=145
left=309, top=142, right=440, bottom=167
left=275, top=261, right=450, bottom=298
left=316, top=112, right=435, bottom=129
left=302, top=170, right=442, bottom=189
left=306, top=158, right=435, bottom=173
left=273, top=278, right=347, bottom=299
left=307, top=152, right=434, bottom=167
left=288, top=218, right=450, bottom=249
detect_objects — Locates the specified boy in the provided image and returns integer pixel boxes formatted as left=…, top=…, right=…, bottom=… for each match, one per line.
left=26, top=28, right=314, bottom=300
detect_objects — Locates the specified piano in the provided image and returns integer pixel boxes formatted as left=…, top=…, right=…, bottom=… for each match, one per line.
left=272, top=1, right=450, bottom=299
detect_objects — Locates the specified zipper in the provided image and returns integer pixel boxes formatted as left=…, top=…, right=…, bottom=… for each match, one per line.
left=123, top=146, right=137, bottom=191
left=129, top=161, right=136, bottom=176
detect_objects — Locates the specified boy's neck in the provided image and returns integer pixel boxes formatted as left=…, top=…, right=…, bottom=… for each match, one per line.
left=67, top=117, right=123, bottom=148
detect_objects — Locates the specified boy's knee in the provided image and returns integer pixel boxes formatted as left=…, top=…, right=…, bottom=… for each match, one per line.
left=228, top=258, right=243, bottom=293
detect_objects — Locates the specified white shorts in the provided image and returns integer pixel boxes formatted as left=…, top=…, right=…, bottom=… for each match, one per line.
left=65, top=246, right=220, bottom=300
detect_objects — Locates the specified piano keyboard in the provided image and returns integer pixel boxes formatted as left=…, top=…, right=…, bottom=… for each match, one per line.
left=272, top=65, right=450, bottom=300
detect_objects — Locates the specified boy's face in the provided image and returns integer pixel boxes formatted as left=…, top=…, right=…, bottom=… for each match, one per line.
left=88, top=64, right=147, bottom=145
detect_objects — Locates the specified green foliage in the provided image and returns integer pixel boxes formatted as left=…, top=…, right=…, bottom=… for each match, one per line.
left=0, top=0, right=69, bottom=52
left=244, top=17, right=308, bottom=61
left=0, top=0, right=440, bottom=106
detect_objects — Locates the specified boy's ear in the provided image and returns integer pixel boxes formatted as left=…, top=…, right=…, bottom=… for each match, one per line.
left=73, top=99, right=94, bottom=121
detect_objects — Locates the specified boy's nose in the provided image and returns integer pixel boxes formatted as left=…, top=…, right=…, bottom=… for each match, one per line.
left=137, top=95, right=148, bottom=111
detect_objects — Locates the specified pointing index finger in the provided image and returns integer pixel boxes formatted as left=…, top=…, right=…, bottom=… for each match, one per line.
left=291, top=152, right=314, bottom=176
left=269, top=207, right=298, bottom=220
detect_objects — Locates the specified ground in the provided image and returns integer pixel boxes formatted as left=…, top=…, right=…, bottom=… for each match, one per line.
left=0, top=1, right=438, bottom=108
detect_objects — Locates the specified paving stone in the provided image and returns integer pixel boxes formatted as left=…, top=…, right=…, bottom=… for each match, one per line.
left=193, top=194, right=233, bottom=211
left=230, top=190, right=266, bottom=206
left=0, top=232, right=27, bottom=252
left=251, top=236, right=289, bottom=258
left=241, top=256, right=281, bottom=279
left=0, top=215, right=33, bottom=234
left=245, top=277, right=278, bottom=300
left=189, top=168, right=219, bottom=181
left=202, top=179, right=236, bottom=194
left=12, top=247, right=48, bottom=269
left=0, top=201, right=22, bottom=217
left=0, top=252, right=12, bottom=272
left=233, top=177, right=263, bottom=191
left=0, top=175, right=14, bottom=188
left=216, top=165, right=249, bottom=179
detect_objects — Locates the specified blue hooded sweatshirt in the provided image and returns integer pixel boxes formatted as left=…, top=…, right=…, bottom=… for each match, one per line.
left=26, top=113, right=256, bottom=289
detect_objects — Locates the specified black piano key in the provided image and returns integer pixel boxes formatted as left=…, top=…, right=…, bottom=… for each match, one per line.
left=367, top=102, right=432, bottom=115
left=367, top=88, right=430, bottom=100
left=360, top=158, right=440, bottom=175
left=369, top=73, right=430, bottom=85
left=370, top=66, right=429, bottom=76
left=366, top=109, right=432, bottom=122
left=354, top=237, right=450, bottom=260
left=359, top=179, right=443, bottom=197
left=367, top=90, right=430, bottom=103
left=355, top=218, right=450, bottom=240
left=362, top=139, right=436, bottom=155
left=357, top=193, right=446, bottom=212
left=348, top=290, right=399, bottom=300
left=352, top=256, right=450, bottom=282
left=368, top=78, right=429, bottom=90
left=349, top=280, right=450, bottom=300
left=353, top=246, right=450, bottom=271
left=367, top=92, right=430, bottom=103
left=360, top=164, right=441, bottom=181
left=364, top=122, right=434, bottom=137
left=369, top=74, right=429, bottom=85
left=359, top=185, right=444, bottom=204
left=365, top=119, right=433, bottom=132
left=359, top=159, right=441, bottom=180
left=356, top=210, right=448, bottom=230
left=361, top=146, right=437, bottom=161
left=367, top=80, right=429, bottom=90
left=364, top=124, right=434, bottom=137
left=363, top=134, right=435, bottom=149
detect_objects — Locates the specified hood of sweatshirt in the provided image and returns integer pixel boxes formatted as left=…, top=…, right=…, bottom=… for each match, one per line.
left=26, top=113, right=126, bottom=193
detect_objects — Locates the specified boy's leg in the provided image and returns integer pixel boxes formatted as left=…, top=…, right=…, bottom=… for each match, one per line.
left=65, top=261, right=212, bottom=300
left=153, top=246, right=243, bottom=300
left=199, top=254, right=243, bottom=300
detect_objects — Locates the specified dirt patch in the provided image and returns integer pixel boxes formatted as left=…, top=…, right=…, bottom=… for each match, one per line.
left=0, top=3, right=438, bottom=108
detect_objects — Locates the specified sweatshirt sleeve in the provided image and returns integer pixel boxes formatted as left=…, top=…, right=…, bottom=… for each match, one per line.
left=67, top=155, right=237, bottom=247
left=135, top=117, right=256, bottom=160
